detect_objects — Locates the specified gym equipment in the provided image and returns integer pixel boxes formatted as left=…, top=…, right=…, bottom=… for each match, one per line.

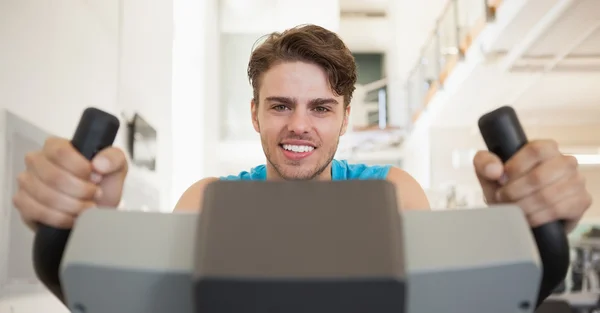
left=30, top=106, right=570, bottom=313
left=478, top=106, right=570, bottom=306
left=547, top=292, right=600, bottom=312
left=32, top=107, right=120, bottom=301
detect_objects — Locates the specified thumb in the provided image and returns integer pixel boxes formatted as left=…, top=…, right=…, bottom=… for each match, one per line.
left=473, top=150, right=505, bottom=204
left=91, top=147, right=128, bottom=175
left=91, top=147, right=128, bottom=207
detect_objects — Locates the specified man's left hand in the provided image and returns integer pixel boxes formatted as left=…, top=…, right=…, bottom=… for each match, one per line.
left=473, top=139, right=592, bottom=232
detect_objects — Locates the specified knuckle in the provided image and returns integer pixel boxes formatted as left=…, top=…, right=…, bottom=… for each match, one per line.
left=47, top=169, right=72, bottom=191
left=536, top=187, right=554, bottom=204
left=473, top=150, right=486, bottom=162
left=499, top=188, right=514, bottom=201
left=42, top=190, right=62, bottom=209
left=76, top=201, right=95, bottom=214
left=563, top=154, right=578, bottom=168
left=108, top=148, right=128, bottom=167
left=44, top=137, right=73, bottom=164
left=77, top=183, right=96, bottom=200
left=12, top=192, right=23, bottom=209
left=527, top=141, right=546, bottom=159
left=574, top=172, right=587, bottom=186
left=46, top=212, right=72, bottom=229
left=473, top=150, right=492, bottom=168
left=548, top=207, right=559, bottom=221
left=583, top=191, right=593, bottom=208
left=114, top=147, right=127, bottom=160
left=16, top=172, right=28, bottom=188
left=24, top=151, right=39, bottom=168
left=528, top=168, right=545, bottom=186
left=43, top=137, right=60, bottom=155
left=545, top=139, right=559, bottom=151
left=20, top=214, right=35, bottom=230
left=71, top=180, right=95, bottom=199
left=44, top=166, right=62, bottom=185
left=53, top=143, right=71, bottom=161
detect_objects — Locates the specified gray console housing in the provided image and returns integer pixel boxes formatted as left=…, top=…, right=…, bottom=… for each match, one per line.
left=60, top=207, right=541, bottom=313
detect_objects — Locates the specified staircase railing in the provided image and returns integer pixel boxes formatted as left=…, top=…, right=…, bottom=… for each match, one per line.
left=402, top=0, right=502, bottom=130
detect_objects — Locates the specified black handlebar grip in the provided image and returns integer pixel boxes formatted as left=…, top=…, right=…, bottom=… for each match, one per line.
left=32, top=107, right=120, bottom=303
left=478, top=106, right=570, bottom=307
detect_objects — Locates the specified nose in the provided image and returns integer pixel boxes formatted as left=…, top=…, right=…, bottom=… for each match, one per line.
left=287, top=109, right=311, bottom=134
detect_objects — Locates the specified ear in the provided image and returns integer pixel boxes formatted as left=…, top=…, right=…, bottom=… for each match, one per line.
left=340, top=105, right=351, bottom=136
left=251, top=99, right=260, bottom=132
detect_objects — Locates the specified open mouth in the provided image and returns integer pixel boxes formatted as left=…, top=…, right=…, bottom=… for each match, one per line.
left=279, top=144, right=316, bottom=160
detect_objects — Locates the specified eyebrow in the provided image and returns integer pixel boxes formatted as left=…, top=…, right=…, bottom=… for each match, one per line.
left=265, top=96, right=339, bottom=106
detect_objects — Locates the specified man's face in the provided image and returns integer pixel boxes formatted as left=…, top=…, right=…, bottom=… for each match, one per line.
left=251, top=61, right=350, bottom=180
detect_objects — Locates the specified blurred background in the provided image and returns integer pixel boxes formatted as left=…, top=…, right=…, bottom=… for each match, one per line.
left=0, top=0, right=599, bottom=311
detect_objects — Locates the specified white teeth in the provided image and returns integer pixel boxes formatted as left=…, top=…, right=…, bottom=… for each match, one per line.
left=282, top=144, right=314, bottom=153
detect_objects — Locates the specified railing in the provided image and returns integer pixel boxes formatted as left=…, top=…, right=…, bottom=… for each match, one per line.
left=402, top=0, right=501, bottom=131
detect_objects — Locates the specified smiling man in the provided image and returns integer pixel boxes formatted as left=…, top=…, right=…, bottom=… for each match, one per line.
left=171, top=24, right=591, bottom=230
left=174, top=25, right=432, bottom=212
left=13, top=24, right=591, bottom=234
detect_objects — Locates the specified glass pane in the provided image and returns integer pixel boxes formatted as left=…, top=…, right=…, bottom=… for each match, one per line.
left=407, top=67, right=425, bottom=121
left=458, top=0, right=488, bottom=37
left=438, top=0, right=460, bottom=70
left=422, top=35, right=440, bottom=91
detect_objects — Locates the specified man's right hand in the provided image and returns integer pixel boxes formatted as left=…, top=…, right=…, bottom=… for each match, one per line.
left=12, top=136, right=128, bottom=231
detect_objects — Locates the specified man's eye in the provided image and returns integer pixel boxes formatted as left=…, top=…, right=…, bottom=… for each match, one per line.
left=314, top=106, right=329, bottom=113
left=273, top=105, right=289, bottom=111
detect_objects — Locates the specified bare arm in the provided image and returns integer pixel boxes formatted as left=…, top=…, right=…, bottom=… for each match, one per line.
left=173, top=177, right=219, bottom=212
left=173, top=169, right=430, bottom=212
left=386, top=167, right=431, bottom=211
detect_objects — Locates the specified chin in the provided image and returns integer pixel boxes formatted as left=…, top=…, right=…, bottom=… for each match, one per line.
left=278, top=167, right=317, bottom=181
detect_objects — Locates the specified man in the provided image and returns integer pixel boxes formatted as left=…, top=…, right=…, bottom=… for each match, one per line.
left=13, top=25, right=591, bottom=233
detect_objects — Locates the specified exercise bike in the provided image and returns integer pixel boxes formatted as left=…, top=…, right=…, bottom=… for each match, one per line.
left=29, top=106, right=584, bottom=313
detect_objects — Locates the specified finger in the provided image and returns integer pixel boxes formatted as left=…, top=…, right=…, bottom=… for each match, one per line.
left=513, top=172, right=582, bottom=216
left=12, top=189, right=75, bottom=229
left=473, top=150, right=504, bottom=203
left=554, top=190, right=593, bottom=223
left=498, top=154, right=578, bottom=201
left=91, top=147, right=128, bottom=175
left=527, top=191, right=593, bottom=228
left=17, top=171, right=97, bottom=216
left=12, top=189, right=38, bottom=231
left=42, top=136, right=93, bottom=180
left=26, top=152, right=98, bottom=200
left=504, top=139, right=561, bottom=181
left=96, top=170, right=127, bottom=207
left=473, top=150, right=504, bottom=180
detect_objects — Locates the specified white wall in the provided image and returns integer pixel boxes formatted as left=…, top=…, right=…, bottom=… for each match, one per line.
left=0, top=0, right=175, bottom=311
left=119, top=0, right=174, bottom=210
left=220, top=0, right=340, bottom=33
left=400, top=123, right=431, bottom=189
left=0, top=0, right=120, bottom=136
left=0, top=0, right=118, bottom=311
left=170, top=0, right=221, bottom=201
left=338, top=16, right=390, bottom=53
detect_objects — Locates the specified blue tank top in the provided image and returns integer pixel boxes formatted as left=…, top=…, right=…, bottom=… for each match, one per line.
left=219, top=159, right=391, bottom=181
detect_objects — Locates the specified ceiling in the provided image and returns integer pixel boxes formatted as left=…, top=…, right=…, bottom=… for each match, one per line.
left=339, top=0, right=389, bottom=15
left=432, top=0, right=600, bottom=128
left=433, top=66, right=600, bottom=127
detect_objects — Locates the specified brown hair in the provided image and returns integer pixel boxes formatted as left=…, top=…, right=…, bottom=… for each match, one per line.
left=247, top=24, right=357, bottom=107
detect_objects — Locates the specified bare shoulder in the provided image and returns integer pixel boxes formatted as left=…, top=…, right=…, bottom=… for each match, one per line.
left=173, top=177, right=220, bottom=212
left=385, top=166, right=431, bottom=211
